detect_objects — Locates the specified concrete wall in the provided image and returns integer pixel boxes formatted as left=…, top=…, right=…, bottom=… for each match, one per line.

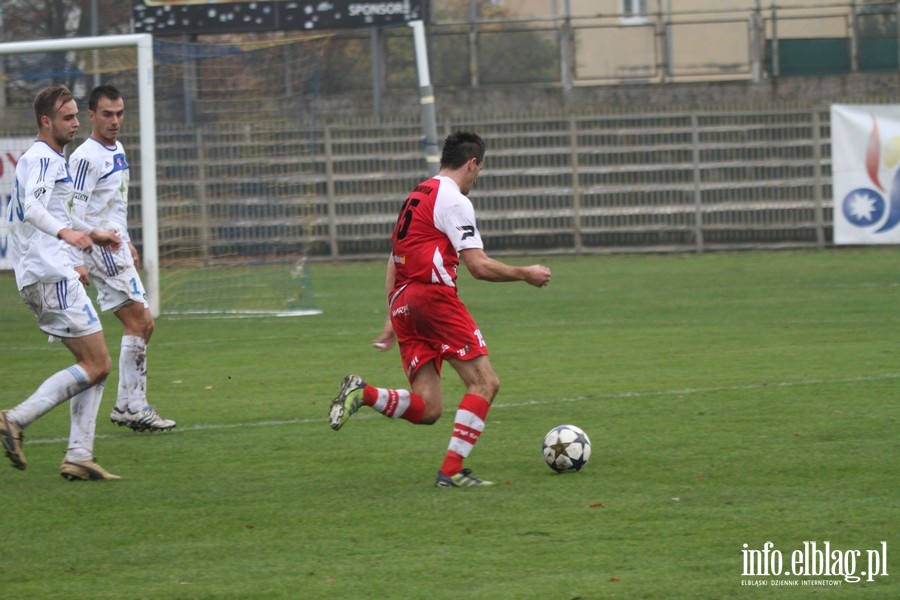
left=1, top=72, right=897, bottom=127
left=316, top=72, right=900, bottom=122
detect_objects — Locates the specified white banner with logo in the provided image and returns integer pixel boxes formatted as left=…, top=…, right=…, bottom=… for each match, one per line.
left=0, top=138, right=33, bottom=270
left=831, top=104, right=900, bottom=245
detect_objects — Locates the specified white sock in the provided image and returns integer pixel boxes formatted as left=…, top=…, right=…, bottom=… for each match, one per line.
left=6, top=365, right=92, bottom=428
left=66, top=379, right=106, bottom=462
left=118, top=335, right=148, bottom=413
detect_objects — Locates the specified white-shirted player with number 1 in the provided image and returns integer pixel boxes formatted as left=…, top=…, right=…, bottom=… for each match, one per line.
left=69, top=85, right=175, bottom=432
left=0, top=85, right=122, bottom=480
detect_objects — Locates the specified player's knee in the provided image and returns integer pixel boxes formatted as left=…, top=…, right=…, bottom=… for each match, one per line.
left=85, top=355, right=112, bottom=384
left=420, top=406, right=442, bottom=424
left=99, top=354, right=112, bottom=379
left=134, top=308, right=154, bottom=340
left=489, top=375, right=500, bottom=399
left=143, top=317, right=155, bottom=341
left=477, top=374, right=500, bottom=402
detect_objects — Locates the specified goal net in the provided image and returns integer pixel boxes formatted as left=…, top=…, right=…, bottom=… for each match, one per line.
left=0, top=33, right=328, bottom=317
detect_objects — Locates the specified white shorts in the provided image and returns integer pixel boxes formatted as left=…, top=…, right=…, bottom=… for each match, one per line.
left=20, top=278, right=104, bottom=339
left=84, top=244, right=149, bottom=312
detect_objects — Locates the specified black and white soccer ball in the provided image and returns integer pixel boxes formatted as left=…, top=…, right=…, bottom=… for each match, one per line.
left=542, top=424, right=592, bottom=473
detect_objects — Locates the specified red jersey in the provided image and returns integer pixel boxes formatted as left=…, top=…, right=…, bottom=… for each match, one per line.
left=390, top=175, right=484, bottom=293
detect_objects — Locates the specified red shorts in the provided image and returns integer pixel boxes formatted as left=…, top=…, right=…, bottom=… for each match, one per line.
left=390, top=282, right=488, bottom=382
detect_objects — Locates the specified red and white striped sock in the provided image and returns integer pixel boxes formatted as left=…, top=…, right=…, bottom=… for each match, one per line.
left=440, top=393, right=491, bottom=476
left=363, top=385, right=425, bottom=423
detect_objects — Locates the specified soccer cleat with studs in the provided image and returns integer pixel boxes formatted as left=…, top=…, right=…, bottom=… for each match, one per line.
left=434, top=468, right=494, bottom=488
left=0, top=411, right=27, bottom=470
left=329, top=374, right=365, bottom=431
left=60, top=458, right=121, bottom=481
left=110, top=406, right=176, bottom=432
left=109, top=407, right=134, bottom=428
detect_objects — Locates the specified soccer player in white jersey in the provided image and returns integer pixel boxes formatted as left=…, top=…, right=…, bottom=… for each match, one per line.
left=0, top=85, right=123, bottom=480
left=68, top=85, right=175, bottom=432
left=329, top=131, right=552, bottom=487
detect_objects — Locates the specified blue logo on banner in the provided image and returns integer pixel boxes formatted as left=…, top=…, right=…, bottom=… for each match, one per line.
left=842, top=188, right=886, bottom=228
left=842, top=173, right=900, bottom=234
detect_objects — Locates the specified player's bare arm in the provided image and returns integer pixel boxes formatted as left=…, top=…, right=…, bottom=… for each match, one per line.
left=89, top=228, right=121, bottom=250
left=373, top=320, right=396, bottom=351
left=373, top=256, right=398, bottom=350
left=57, top=227, right=94, bottom=252
left=75, top=265, right=90, bottom=286
left=128, top=242, right=141, bottom=269
left=460, top=248, right=551, bottom=287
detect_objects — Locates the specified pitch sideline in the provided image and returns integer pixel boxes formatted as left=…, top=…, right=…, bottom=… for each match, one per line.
left=25, top=371, right=899, bottom=446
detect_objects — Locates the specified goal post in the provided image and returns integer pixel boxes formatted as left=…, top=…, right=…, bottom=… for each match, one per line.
left=0, top=17, right=442, bottom=319
left=1, top=33, right=324, bottom=318
left=0, top=34, right=161, bottom=316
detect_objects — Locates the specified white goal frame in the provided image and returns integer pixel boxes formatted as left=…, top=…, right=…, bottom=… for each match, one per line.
left=0, top=34, right=160, bottom=316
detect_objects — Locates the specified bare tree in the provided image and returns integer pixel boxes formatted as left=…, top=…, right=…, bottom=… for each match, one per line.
left=1, top=0, right=132, bottom=106
left=4, top=0, right=132, bottom=39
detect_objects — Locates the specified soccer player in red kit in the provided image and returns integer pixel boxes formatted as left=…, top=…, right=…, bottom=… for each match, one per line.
left=328, top=131, right=552, bottom=487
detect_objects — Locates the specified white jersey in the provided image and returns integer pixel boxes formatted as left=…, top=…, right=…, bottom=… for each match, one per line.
left=6, top=140, right=78, bottom=290
left=69, top=137, right=130, bottom=243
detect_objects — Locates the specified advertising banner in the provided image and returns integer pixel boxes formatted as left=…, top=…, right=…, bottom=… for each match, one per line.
left=831, top=104, right=900, bottom=245
left=133, top=0, right=424, bottom=35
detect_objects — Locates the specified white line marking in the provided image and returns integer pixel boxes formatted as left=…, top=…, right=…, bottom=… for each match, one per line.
left=24, top=372, right=899, bottom=445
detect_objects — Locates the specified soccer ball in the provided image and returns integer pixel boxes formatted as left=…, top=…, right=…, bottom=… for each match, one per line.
left=542, top=424, right=592, bottom=473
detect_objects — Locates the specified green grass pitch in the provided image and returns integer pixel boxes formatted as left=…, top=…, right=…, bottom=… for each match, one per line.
left=0, top=249, right=897, bottom=599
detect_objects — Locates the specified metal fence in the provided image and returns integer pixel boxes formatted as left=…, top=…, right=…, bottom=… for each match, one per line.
left=114, top=106, right=833, bottom=262
left=349, top=0, right=900, bottom=95
left=0, top=3, right=896, bottom=111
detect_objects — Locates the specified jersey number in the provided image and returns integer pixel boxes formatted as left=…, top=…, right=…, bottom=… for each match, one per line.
left=395, top=197, right=420, bottom=241
left=81, top=303, right=99, bottom=325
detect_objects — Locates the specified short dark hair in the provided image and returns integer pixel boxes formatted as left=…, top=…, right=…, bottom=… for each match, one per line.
left=88, top=84, right=123, bottom=112
left=33, top=85, right=74, bottom=129
left=440, top=131, right=485, bottom=170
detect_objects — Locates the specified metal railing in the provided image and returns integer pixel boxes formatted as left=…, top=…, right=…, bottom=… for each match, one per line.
left=110, top=106, right=835, bottom=261
left=342, top=1, right=900, bottom=92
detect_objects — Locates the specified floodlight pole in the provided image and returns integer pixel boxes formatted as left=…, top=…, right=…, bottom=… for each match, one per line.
left=0, top=34, right=159, bottom=317
left=409, top=20, right=440, bottom=176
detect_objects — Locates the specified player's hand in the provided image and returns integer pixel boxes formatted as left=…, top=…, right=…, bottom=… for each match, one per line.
left=372, top=321, right=396, bottom=351
left=129, top=242, right=141, bottom=269
left=525, top=264, right=552, bottom=288
left=91, top=229, right=121, bottom=250
left=75, top=265, right=90, bottom=286
left=59, top=228, right=93, bottom=253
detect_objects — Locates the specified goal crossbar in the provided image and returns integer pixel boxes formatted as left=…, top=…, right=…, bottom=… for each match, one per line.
left=0, top=34, right=160, bottom=316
